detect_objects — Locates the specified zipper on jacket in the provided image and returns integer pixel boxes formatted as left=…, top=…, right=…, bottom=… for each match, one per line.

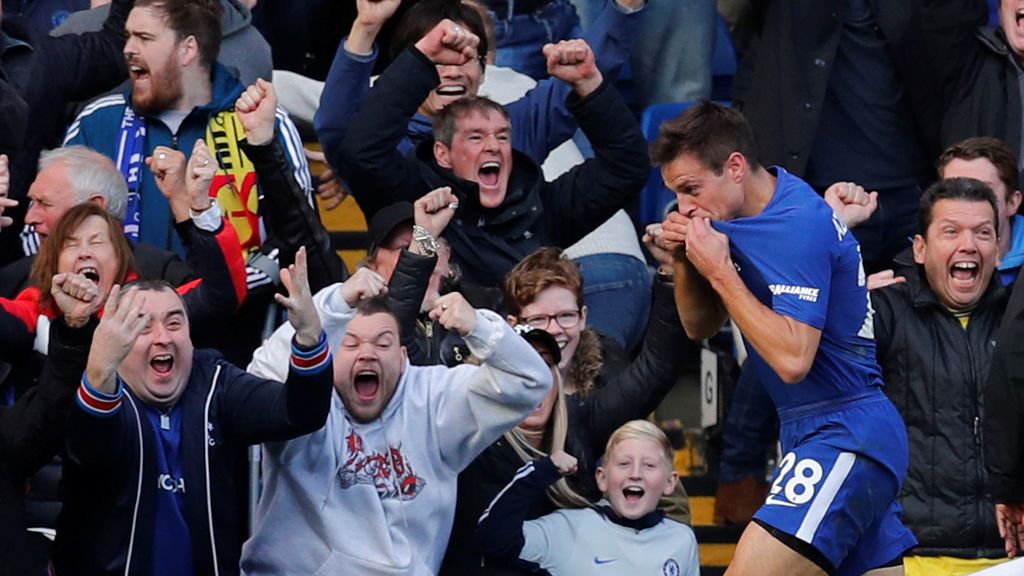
left=961, top=313, right=987, bottom=550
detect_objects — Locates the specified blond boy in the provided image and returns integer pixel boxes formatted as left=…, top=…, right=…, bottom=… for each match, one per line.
left=477, top=420, right=700, bottom=575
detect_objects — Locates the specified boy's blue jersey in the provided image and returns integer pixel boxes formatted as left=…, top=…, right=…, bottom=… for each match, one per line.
left=714, top=167, right=883, bottom=413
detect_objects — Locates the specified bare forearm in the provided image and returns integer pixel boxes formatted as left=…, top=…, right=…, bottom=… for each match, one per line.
left=709, top=270, right=818, bottom=384
left=671, top=258, right=726, bottom=340
left=346, top=20, right=380, bottom=56
left=84, top=362, right=118, bottom=394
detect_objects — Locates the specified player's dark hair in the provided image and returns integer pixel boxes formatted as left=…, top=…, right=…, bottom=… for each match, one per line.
left=135, top=0, right=223, bottom=70
left=390, top=0, right=489, bottom=66
left=937, top=137, right=1019, bottom=196
left=650, top=101, right=761, bottom=174
left=120, top=278, right=188, bottom=316
left=354, top=295, right=403, bottom=339
left=918, top=177, right=1000, bottom=238
left=433, top=96, right=510, bottom=147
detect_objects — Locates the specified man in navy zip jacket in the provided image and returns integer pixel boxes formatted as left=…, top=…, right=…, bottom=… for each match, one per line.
left=50, top=248, right=333, bottom=576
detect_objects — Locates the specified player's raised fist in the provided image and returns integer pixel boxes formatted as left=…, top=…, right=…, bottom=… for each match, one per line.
left=415, top=19, right=479, bottom=67
left=543, top=39, right=602, bottom=97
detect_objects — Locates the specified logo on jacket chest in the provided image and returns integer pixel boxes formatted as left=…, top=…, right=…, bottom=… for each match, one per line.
left=158, top=474, right=186, bottom=494
left=338, top=431, right=426, bottom=501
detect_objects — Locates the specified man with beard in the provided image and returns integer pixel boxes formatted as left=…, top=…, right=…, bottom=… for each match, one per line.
left=241, top=283, right=554, bottom=575
left=62, top=0, right=309, bottom=260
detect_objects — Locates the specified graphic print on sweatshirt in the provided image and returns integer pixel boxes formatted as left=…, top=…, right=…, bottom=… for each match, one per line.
left=339, top=430, right=426, bottom=500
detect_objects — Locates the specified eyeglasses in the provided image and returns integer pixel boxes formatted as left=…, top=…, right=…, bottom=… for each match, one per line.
left=520, top=310, right=581, bottom=330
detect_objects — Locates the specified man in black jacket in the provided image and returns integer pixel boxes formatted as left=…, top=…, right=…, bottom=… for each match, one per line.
left=942, top=1, right=1024, bottom=174
left=985, top=251, right=1024, bottom=559
left=338, top=18, right=648, bottom=298
left=733, top=0, right=987, bottom=271
left=0, top=270, right=102, bottom=576
left=50, top=250, right=334, bottom=576
left=873, top=178, right=1010, bottom=571
left=0, top=0, right=133, bottom=265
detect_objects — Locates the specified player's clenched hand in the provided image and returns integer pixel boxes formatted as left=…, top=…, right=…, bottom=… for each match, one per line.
left=824, top=181, right=877, bottom=229
left=549, top=450, right=578, bottom=476
left=684, top=217, right=733, bottom=281
left=642, top=223, right=674, bottom=267
left=415, top=19, right=479, bottom=67
left=51, top=272, right=103, bottom=328
left=340, top=266, right=388, bottom=308
left=428, top=292, right=476, bottom=336
left=543, top=39, right=602, bottom=97
left=662, top=211, right=694, bottom=260
left=235, top=78, right=277, bottom=146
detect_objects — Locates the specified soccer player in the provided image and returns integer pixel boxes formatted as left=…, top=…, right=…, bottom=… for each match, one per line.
left=652, top=102, right=916, bottom=576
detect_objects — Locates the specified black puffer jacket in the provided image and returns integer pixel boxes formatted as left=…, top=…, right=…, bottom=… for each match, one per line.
left=941, top=26, right=1024, bottom=158
left=985, top=271, right=1024, bottom=506
left=872, top=266, right=1007, bottom=557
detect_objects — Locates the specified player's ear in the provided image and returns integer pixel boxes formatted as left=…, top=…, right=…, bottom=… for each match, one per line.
left=434, top=142, right=453, bottom=169
left=912, top=234, right=926, bottom=265
left=595, top=465, right=608, bottom=493
left=662, top=469, right=679, bottom=497
left=725, top=152, right=746, bottom=182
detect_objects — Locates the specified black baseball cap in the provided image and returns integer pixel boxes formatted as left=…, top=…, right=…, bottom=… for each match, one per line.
left=367, top=202, right=414, bottom=252
left=513, top=324, right=561, bottom=366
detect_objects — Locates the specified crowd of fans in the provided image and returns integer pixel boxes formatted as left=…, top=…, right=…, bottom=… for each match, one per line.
left=0, top=0, right=1023, bottom=575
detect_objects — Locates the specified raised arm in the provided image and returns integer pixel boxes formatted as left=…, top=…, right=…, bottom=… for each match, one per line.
left=146, top=142, right=248, bottom=329
left=385, top=187, right=459, bottom=364
left=0, top=274, right=101, bottom=477
left=542, top=40, right=649, bottom=246
left=248, top=266, right=387, bottom=382
left=337, top=19, right=479, bottom=219
left=237, top=78, right=348, bottom=292
left=652, top=212, right=728, bottom=340
left=316, top=0, right=403, bottom=169
left=504, top=0, right=645, bottom=159
left=49, top=0, right=133, bottom=102
left=429, top=293, right=553, bottom=470
left=476, top=454, right=576, bottom=569
left=69, top=285, right=150, bottom=469
left=686, top=217, right=821, bottom=384
left=221, top=247, right=334, bottom=443
left=583, top=268, right=690, bottom=446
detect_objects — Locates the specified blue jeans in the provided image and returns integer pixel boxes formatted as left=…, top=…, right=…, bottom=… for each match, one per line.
left=490, top=0, right=584, bottom=80
left=572, top=253, right=652, bottom=352
left=574, top=0, right=715, bottom=107
left=719, top=364, right=778, bottom=484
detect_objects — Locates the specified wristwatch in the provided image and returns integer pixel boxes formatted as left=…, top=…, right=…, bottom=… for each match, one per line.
left=412, top=225, right=439, bottom=258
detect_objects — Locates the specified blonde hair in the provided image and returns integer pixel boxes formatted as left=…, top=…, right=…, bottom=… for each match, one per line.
left=603, top=420, right=674, bottom=468
left=504, top=369, right=591, bottom=509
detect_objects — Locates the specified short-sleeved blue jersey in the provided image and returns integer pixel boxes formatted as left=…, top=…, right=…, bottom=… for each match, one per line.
left=714, top=168, right=883, bottom=413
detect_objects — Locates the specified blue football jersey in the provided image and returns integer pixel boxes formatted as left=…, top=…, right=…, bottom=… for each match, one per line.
left=714, top=168, right=883, bottom=412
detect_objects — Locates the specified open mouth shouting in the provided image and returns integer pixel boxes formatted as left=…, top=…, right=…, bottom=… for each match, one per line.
left=353, top=369, right=381, bottom=402
left=478, top=161, right=501, bottom=189
left=622, top=485, right=645, bottom=504
left=150, top=353, right=175, bottom=378
left=128, top=60, right=151, bottom=85
left=435, top=83, right=467, bottom=99
left=76, top=265, right=100, bottom=284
